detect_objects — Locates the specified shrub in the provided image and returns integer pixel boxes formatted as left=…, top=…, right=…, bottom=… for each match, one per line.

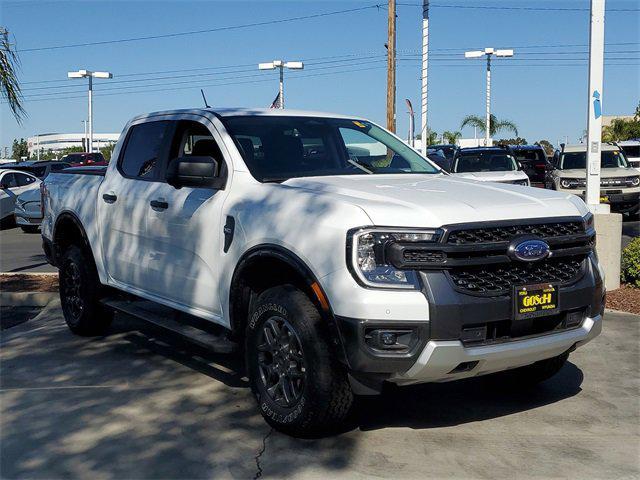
left=621, top=237, right=640, bottom=288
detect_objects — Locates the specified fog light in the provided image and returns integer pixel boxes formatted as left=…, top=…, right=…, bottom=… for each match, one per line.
left=365, top=328, right=415, bottom=352
left=380, top=332, right=397, bottom=346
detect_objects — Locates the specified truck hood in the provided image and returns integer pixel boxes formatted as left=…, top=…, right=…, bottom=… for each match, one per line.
left=450, top=171, right=528, bottom=183
left=283, top=174, right=587, bottom=227
left=560, top=167, right=637, bottom=178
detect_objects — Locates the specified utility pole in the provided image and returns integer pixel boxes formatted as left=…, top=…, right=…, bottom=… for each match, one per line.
left=420, top=0, right=429, bottom=155
left=464, top=48, right=514, bottom=146
left=387, top=0, right=396, bottom=133
left=258, top=60, right=304, bottom=109
left=585, top=0, right=606, bottom=211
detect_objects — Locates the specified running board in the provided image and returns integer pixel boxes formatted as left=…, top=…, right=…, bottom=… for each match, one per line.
left=101, top=298, right=237, bottom=354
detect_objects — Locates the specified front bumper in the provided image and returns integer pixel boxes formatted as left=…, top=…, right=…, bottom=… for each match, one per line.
left=390, top=314, right=601, bottom=385
left=335, top=255, right=604, bottom=387
left=558, top=189, right=640, bottom=213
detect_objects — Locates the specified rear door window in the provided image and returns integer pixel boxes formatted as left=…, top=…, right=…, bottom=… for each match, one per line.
left=120, top=121, right=171, bottom=180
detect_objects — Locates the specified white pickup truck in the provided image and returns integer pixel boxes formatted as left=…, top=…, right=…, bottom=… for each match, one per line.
left=42, top=108, right=604, bottom=436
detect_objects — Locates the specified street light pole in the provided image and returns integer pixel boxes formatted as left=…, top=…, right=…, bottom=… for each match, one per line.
left=485, top=54, right=491, bottom=146
left=82, top=120, right=88, bottom=151
left=68, top=70, right=113, bottom=153
left=420, top=0, right=429, bottom=155
left=258, top=60, right=304, bottom=109
left=464, top=48, right=514, bottom=146
left=585, top=0, right=606, bottom=211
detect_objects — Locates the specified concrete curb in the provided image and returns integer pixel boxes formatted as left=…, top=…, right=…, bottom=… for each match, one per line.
left=1, top=291, right=58, bottom=307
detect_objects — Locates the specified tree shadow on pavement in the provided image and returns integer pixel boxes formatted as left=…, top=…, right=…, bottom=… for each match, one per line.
left=352, top=362, right=583, bottom=432
left=0, top=309, right=356, bottom=479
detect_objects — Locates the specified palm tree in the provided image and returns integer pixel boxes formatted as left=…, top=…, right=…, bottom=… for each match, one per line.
left=602, top=119, right=629, bottom=142
left=1, top=28, right=25, bottom=123
left=460, top=114, right=518, bottom=137
left=442, top=130, right=462, bottom=145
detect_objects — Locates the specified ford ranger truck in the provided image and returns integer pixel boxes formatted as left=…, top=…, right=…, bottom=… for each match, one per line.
left=41, top=109, right=604, bottom=436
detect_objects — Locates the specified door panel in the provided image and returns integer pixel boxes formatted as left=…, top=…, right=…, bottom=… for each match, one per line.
left=143, top=118, right=229, bottom=316
left=99, top=120, right=171, bottom=289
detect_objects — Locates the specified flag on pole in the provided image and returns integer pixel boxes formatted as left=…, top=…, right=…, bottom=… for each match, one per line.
left=269, top=91, right=282, bottom=109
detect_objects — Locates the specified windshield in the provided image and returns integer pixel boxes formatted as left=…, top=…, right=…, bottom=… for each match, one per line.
left=453, top=151, right=518, bottom=173
left=222, top=116, right=440, bottom=182
left=620, top=145, right=640, bottom=158
left=560, top=150, right=630, bottom=169
left=513, top=149, right=546, bottom=163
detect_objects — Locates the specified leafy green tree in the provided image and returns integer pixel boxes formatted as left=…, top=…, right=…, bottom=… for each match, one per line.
left=460, top=114, right=518, bottom=137
left=497, top=137, right=528, bottom=146
left=536, top=140, right=555, bottom=156
left=1, top=28, right=25, bottom=123
left=11, top=138, right=28, bottom=160
left=442, top=131, right=462, bottom=145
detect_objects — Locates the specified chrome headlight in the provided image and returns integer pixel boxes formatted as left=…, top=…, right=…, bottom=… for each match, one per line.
left=348, top=228, right=441, bottom=289
left=628, top=176, right=640, bottom=187
left=560, top=178, right=584, bottom=189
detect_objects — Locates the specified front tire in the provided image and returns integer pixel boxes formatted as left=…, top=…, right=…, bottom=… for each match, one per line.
left=245, top=285, right=353, bottom=436
left=59, top=245, right=113, bottom=336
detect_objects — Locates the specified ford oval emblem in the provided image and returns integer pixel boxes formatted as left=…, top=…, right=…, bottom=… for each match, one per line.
left=509, top=239, right=551, bottom=262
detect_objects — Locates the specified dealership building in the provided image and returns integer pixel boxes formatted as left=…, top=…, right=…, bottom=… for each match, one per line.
left=27, top=132, right=120, bottom=156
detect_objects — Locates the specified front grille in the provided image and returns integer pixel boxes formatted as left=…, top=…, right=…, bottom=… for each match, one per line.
left=402, top=249, right=446, bottom=264
left=447, top=221, right=584, bottom=245
left=449, top=256, right=584, bottom=295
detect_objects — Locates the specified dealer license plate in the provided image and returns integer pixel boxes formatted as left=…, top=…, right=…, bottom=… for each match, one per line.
left=514, top=283, right=559, bottom=320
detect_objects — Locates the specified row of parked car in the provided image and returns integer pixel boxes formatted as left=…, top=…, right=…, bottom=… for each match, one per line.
left=427, top=140, right=640, bottom=217
left=0, top=152, right=106, bottom=232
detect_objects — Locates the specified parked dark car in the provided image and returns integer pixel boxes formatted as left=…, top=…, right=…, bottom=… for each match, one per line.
left=60, top=152, right=107, bottom=167
left=427, top=144, right=458, bottom=172
left=508, top=145, right=549, bottom=187
left=0, top=160, right=71, bottom=179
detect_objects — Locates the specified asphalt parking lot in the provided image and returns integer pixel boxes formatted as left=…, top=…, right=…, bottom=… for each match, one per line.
left=1, top=301, right=638, bottom=479
left=0, top=226, right=55, bottom=273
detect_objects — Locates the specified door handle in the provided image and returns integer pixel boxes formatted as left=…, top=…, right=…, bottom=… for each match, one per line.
left=150, top=199, right=169, bottom=210
left=102, top=193, right=117, bottom=204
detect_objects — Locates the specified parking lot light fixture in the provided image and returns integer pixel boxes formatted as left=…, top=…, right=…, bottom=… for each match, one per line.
left=257, top=60, right=304, bottom=109
left=67, top=69, right=113, bottom=153
left=464, top=48, right=514, bottom=145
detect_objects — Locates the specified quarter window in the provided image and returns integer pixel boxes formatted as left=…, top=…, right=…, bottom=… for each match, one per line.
left=120, top=121, right=170, bottom=179
left=15, top=173, right=37, bottom=186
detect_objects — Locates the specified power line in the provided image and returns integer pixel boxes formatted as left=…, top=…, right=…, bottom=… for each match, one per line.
left=17, top=4, right=385, bottom=53
left=398, top=3, right=639, bottom=12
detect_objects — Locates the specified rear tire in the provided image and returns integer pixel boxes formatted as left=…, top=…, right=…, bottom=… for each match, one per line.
left=245, top=285, right=353, bottom=437
left=59, top=245, right=113, bottom=336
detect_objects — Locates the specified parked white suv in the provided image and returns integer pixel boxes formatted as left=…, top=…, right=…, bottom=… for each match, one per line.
left=42, top=109, right=604, bottom=436
left=547, top=143, right=640, bottom=216
left=450, top=147, right=531, bottom=185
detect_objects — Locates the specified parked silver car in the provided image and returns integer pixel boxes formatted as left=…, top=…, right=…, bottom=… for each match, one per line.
left=14, top=187, right=42, bottom=233
left=0, top=170, right=40, bottom=227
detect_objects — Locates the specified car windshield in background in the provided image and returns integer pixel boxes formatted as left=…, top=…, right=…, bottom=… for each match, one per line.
left=453, top=151, right=517, bottom=173
left=561, top=150, right=630, bottom=169
left=513, top=149, right=546, bottom=163
left=222, top=116, right=439, bottom=182
left=620, top=145, right=640, bottom=158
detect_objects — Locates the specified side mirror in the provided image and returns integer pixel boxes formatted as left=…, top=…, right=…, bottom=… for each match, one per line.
left=166, top=155, right=221, bottom=189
